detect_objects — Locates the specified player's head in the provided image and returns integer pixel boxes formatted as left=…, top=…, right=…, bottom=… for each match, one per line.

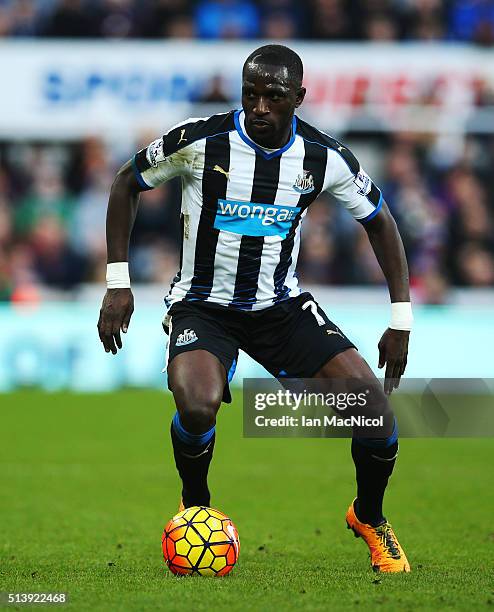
left=242, top=44, right=306, bottom=148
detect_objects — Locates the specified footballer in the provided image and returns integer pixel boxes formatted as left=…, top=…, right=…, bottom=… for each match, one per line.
left=98, top=45, right=412, bottom=573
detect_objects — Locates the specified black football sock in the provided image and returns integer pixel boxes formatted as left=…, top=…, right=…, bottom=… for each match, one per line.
left=170, top=413, right=216, bottom=508
left=351, top=436, right=399, bottom=527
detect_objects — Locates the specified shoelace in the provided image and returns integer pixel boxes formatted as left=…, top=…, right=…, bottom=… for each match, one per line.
left=375, top=523, right=401, bottom=559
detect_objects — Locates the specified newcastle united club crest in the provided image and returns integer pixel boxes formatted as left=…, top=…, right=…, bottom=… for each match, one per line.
left=293, top=169, right=315, bottom=194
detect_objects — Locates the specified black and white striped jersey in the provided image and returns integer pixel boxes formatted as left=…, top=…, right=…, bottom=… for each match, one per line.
left=132, top=110, right=383, bottom=311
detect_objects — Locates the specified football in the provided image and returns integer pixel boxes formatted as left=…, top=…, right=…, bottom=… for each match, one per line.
left=162, top=506, right=240, bottom=576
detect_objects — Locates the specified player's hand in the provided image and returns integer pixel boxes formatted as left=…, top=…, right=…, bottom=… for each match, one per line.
left=378, top=328, right=409, bottom=395
left=97, top=288, right=134, bottom=355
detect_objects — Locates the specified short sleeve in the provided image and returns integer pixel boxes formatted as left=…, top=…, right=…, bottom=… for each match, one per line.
left=325, top=148, right=383, bottom=223
left=132, top=122, right=195, bottom=190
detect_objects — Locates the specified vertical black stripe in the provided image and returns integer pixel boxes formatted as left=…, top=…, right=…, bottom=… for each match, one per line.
left=367, top=182, right=381, bottom=207
left=171, top=214, right=184, bottom=286
left=231, top=153, right=281, bottom=309
left=186, top=134, right=230, bottom=300
left=273, top=141, right=327, bottom=301
left=166, top=214, right=184, bottom=307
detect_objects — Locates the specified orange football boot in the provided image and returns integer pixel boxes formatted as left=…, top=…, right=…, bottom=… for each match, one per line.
left=178, top=498, right=185, bottom=512
left=346, top=499, right=411, bottom=573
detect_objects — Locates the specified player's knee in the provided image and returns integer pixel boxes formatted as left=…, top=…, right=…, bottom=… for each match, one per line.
left=171, top=380, right=222, bottom=434
left=345, top=378, right=395, bottom=439
left=179, top=400, right=219, bottom=434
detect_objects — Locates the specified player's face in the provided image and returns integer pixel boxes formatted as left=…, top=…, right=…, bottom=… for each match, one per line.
left=242, top=63, right=305, bottom=149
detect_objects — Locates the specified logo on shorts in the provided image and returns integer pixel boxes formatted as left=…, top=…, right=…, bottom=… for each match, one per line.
left=327, top=329, right=344, bottom=338
left=176, top=328, right=198, bottom=346
left=293, top=170, right=315, bottom=194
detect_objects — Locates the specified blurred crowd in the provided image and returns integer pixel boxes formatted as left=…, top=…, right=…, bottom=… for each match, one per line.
left=0, top=130, right=493, bottom=303
left=1, top=0, right=494, bottom=44
left=1, top=0, right=493, bottom=302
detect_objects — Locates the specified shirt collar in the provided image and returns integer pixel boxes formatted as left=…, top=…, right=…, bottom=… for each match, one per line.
left=234, top=110, right=297, bottom=160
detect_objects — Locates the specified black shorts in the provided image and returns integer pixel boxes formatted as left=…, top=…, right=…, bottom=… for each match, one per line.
left=164, top=292, right=356, bottom=403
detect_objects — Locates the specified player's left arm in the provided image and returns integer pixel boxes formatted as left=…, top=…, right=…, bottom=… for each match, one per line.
left=363, top=201, right=411, bottom=394
left=325, top=147, right=412, bottom=394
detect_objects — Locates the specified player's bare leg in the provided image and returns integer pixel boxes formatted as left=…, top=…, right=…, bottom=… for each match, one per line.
left=168, top=350, right=225, bottom=509
left=315, top=348, right=410, bottom=572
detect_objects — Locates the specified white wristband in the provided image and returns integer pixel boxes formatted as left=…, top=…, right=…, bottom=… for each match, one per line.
left=106, top=262, right=130, bottom=289
left=390, top=302, right=413, bottom=331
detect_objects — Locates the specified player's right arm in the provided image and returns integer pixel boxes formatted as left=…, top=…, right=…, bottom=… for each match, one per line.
left=98, top=161, right=141, bottom=355
left=98, top=125, right=195, bottom=354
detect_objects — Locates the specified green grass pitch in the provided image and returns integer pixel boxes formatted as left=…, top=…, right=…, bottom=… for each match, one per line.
left=0, top=391, right=492, bottom=611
